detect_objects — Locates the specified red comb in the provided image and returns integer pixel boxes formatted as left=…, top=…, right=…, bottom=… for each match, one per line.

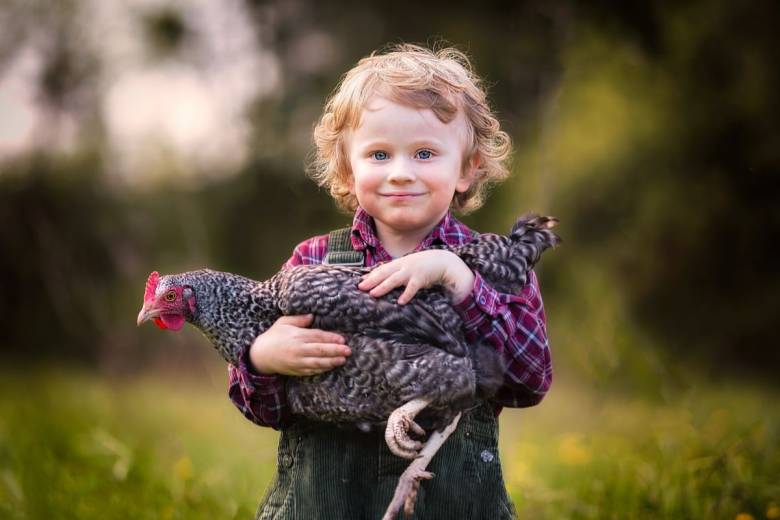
left=145, top=271, right=160, bottom=302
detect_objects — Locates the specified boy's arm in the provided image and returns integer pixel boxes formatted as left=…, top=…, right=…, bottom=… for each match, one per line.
left=228, top=357, right=292, bottom=429
left=452, top=269, right=551, bottom=407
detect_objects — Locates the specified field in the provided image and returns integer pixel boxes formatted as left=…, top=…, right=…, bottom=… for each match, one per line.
left=1, top=367, right=778, bottom=520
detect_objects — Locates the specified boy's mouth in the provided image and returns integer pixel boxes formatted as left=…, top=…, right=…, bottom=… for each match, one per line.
left=380, top=192, right=425, bottom=198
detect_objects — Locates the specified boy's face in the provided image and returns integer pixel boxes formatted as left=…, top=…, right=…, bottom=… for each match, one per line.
left=346, top=96, right=474, bottom=240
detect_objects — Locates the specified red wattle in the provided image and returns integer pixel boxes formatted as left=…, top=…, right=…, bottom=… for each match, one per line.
left=153, top=317, right=168, bottom=330
left=160, top=313, right=185, bottom=331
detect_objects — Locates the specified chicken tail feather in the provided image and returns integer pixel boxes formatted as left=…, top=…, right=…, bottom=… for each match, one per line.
left=510, top=214, right=562, bottom=248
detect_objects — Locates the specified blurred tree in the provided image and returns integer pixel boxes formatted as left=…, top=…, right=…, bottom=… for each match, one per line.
left=558, top=0, right=780, bottom=373
left=142, top=6, right=190, bottom=58
left=0, top=153, right=122, bottom=362
left=0, top=0, right=777, bottom=382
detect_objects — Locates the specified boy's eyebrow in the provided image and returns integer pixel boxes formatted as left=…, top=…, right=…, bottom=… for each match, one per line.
left=411, top=138, right=445, bottom=148
left=405, top=138, right=448, bottom=151
left=354, top=140, right=391, bottom=150
left=357, top=138, right=447, bottom=150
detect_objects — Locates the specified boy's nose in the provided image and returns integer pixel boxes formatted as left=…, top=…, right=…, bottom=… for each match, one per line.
left=387, top=158, right=416, bottom=183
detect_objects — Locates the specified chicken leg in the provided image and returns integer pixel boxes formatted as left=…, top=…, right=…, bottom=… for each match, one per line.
left=381, top=412, right=462, bottom=520
left=384, top=398, right=431, bottom=459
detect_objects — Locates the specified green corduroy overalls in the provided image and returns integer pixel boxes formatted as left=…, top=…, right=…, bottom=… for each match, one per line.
left=255, top=228, right=517, bottom=520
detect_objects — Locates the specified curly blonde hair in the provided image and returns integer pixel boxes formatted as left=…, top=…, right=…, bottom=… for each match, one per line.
left=310, top=43, right=511, bottom=214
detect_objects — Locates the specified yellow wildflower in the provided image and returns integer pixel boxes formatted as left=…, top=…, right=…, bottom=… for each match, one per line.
left=557, top=434, right=591, bottom=466
left=174, top=455, right=193, bottom=481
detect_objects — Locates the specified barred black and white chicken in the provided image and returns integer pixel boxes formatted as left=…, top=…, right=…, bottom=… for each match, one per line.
left=137, top=214, right=559, bottom=519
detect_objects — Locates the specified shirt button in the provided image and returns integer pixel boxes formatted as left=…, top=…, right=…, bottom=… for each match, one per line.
left=480, top=449, right=495, bottom=463
left=281, top=453, right=293, bottom=468
left=479, top=296, right=486, bottom=305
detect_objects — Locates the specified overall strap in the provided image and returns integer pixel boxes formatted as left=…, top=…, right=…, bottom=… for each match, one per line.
left=324, top=227, right=365, bottom=266
left=325, top=226, right=476, bottom=265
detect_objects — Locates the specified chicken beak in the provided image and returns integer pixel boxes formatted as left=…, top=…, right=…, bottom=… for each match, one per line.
left=136, top=305, right=160, bottom=326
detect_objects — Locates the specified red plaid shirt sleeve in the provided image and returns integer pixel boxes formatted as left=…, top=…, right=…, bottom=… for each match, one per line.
left=226, top=235, right=328, bottom=430
left=452, top=269, right=551, bottom=408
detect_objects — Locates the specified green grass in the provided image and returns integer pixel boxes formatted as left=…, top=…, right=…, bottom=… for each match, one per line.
left=501, top=380, right=780, bottom=519
left=0, top=367, right=778, bottom=520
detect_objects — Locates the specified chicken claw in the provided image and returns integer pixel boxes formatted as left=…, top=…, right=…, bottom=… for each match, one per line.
left=385, top=398, right=431, bottom=459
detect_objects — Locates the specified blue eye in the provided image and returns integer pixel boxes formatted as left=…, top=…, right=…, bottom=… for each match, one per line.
left=371, top=151, right=388, bottom=161
left=416, top=149, right=433, bottom=160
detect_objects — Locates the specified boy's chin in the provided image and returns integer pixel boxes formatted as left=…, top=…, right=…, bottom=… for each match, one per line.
left=373, top=211, right=447, bottom=233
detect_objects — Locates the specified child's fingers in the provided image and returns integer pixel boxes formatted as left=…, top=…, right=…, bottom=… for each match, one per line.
left=300, top=356, right=347, bottom=374
left=358, top=271, right=385, bottom=290
left=358, top=267, right=383, bottom=289
left=397, top=278, right=422, bottom=305
left=359, top=262, right=401, bottom=290
left=301, top=328, right=346, bottom=344
left=302, top=343, right=352, bottom=358
left=369, top=271, right=407, bottom=298
left=277, top=314, right=314, bottom=327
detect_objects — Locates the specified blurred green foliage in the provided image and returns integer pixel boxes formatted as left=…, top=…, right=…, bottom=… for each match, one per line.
left=1, top=368, right=777, bottom=519
left=2, top=0, right=777, bottom=382
left=0, top=153, right=343, bottom=368
left=1, top=0, right=779, bottom=517
left=0, top=368, right=274, bottom=519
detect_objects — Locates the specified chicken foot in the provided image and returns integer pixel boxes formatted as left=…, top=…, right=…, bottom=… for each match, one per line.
left=384, top=398, right=431, bottom=459
left=381, top=412, right=462, bottom=520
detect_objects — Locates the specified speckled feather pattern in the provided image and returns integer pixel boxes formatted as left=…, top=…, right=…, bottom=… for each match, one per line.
left=153, top=215, right=559, bottom=431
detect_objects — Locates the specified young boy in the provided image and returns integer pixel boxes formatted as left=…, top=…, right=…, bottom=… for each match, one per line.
left=228, top=44, right=551, bottom=519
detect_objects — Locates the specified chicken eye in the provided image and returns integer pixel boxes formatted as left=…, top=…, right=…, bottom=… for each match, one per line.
left=165, top=290, right=177, bottom=302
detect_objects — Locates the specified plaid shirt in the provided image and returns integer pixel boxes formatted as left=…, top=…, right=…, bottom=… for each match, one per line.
left=228, top=207, right=552, bottom=429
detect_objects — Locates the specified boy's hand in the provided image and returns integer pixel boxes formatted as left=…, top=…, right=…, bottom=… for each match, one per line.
left=358, top=250, right=475, bottom=305
left=249, top=314, right=350, bottom=376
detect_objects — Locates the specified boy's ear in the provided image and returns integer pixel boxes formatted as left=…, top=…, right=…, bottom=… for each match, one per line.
left=456, top=152, right=481, bottom=193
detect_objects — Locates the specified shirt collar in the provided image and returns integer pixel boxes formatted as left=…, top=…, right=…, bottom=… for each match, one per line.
left=350, top=206, right=472, bottom=253
left=350, top=207, right=379, bottom=251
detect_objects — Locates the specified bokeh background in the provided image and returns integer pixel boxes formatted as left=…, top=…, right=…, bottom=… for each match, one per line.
left=1, top=0, right=778, bottom=518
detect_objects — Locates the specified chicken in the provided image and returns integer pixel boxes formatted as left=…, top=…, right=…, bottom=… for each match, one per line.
left=137, top=214, right=559, bottom=519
